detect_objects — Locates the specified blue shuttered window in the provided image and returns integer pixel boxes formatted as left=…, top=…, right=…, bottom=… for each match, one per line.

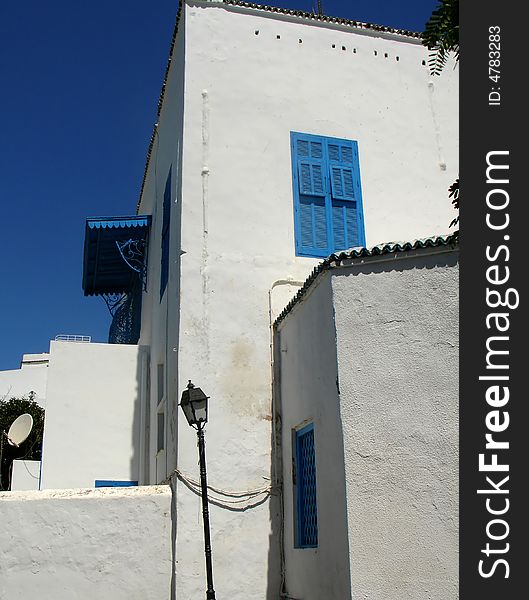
left=291, top=132, right=365, bottom=258
left=294, top=423, right=318, bottom=548
left=160, top=168, right=171, bottom=300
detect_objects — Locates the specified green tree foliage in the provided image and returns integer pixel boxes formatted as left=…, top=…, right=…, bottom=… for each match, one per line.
left=0, top=393, right=45, bottom=490
left=422, top=0, right=459, bottom=76
left=448, top=178, right=459, bottom=229
left=422, top=0, right=459, bottom=233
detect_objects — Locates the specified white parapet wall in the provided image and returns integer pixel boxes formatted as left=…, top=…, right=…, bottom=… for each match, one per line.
left=0, top=486, right=173, bottom=600
left=40, top=341, right=147, bottom=490
left=10, top=459, right=41, bottom=491
left=333, top=249, right=459, bottom=599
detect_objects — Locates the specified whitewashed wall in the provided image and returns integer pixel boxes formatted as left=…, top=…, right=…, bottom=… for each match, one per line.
left=137, top=0, right=186, bottom=487
left=0, top=353, right=49, bottom=407
left=40, top=341, right=146, bottom=490
left=186, top=0, right=458, bottom=251
left=333, top=247, right=459, bottom=599
left=10, top=459, right=41, bottom=491
left=274, top=273, right=352, bottom=599
left=275, top=246, right=458, bottom=599
left=135, top=2, right=459, bottom=598
left=0, top=486, right=172, bottom=600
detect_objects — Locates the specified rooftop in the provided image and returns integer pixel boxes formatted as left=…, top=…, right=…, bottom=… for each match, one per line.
left=220, top=1, right=422, bottom=39
left=136, top=0, right=424, bottom=212
left=274, top=233, right=459, bottom=326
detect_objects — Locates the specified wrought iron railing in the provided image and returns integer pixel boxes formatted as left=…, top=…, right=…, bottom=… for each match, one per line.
left=107, top=285, right=142, bottom=345
left=55, top=334, right=91, bottom=342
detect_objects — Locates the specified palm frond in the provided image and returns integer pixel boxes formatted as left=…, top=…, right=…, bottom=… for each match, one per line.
left=448, top=178, right=459, bottom=229
left=422, top=0, right=459, bottom=76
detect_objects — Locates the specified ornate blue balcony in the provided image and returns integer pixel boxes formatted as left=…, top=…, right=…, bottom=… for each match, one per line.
left=82, top=216, right=151, bottom=344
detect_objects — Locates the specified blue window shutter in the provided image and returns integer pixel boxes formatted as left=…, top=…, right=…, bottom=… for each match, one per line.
left=328, top=142, right=354, bottom=164
left=328, top=139, right=356, bottom=201
left=299, top=199, right=328, bottom=250
left=291, top=133, right=330, bottom=257
left=332, top=201, right=360, bottom=249
left=330, top=165, right=355, bottom=200
left=299, top=199, right=313, bottom=247
left=298, top=161, right=325, bottom=196
left=160, top=168, right=172, bottom=300
left=328, top=140, right=364, bottom=250
left=345, top=202, right=360, bottom=247
left=291, top=133, right=365, bottom=257
left=332, top=203, right=347, bottom=249
left=297, top=138, right=324, bottom=159
left=328, top=143, right=340, bottom=162
left=313, top=202, right=328, bottom=249
left=295, top=423, right=318, bottom=548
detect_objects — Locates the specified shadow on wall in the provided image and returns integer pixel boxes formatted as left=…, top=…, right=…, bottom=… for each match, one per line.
left=270, top=274, right=354, bottom=599
left=128, top=18, right=186, bottom=591
left=268, top=340, right=284, bottom=600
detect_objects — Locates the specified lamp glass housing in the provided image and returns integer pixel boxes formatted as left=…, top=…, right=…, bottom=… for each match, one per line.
left=180, top=384, right=209, bottom=428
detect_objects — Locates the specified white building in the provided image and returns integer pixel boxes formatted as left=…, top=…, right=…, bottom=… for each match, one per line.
left=3, top=339, right=143, bottom=492
left=123, top=3, right=456, bottom=597
left=39, top=340, right=146, bottom=490
left=274, top=236, right=459, bottom=599
left=0, top=353, right=49, bottom=408
left=1, top=2, right=459, bottom=599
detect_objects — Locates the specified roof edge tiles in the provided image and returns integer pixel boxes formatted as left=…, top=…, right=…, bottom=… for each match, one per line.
left=136, top=0, right=183, bottom=214
left=221, top=0, right=422, bottom=39
left=136, top=0, right=423, bottom=213
left=274, top=233, right=459, bottom=327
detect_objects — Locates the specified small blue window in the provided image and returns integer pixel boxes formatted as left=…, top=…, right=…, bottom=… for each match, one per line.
left=94, top=480, right=138, bottom=488
left=291, top=132, right=365, bottom=258
left=160, top=168, right=172, bottom=300
left=294, top=423, right=318, bottom=548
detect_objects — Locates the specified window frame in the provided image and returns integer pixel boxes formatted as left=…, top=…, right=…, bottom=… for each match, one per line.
left=291, top=131, right=366, bottom=258
left=293, top=422, right=318, bottom=549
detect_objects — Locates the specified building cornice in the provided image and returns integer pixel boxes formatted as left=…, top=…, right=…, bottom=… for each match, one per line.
left=221, top=0, right=422, bottom=40
left=274, top=234, right=459, bottom=327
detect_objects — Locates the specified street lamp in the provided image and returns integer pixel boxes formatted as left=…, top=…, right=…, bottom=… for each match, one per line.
left=180, top=380, right=216, bottom=600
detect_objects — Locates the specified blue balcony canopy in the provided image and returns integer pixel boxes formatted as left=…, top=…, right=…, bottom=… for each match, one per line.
left=82, top=216, right=151, bottom=296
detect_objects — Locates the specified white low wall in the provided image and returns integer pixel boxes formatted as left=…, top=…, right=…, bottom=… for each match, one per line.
left=333, top=249, right=459, bottom=599
left=10, top=459, right=41, bottom=491
left=40, top=341, right=146, bottom=490
left=0, top=486, right=173, bottom=600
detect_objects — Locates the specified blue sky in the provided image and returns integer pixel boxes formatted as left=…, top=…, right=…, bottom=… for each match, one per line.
left=0, top=0, right=437, bottom=370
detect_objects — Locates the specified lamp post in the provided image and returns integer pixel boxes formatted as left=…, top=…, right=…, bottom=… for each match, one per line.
left=180, top=380, right=216, bottom=600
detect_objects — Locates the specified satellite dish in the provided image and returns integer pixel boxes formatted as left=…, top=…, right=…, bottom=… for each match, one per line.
left=7, top=414, right=33, bottom=447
